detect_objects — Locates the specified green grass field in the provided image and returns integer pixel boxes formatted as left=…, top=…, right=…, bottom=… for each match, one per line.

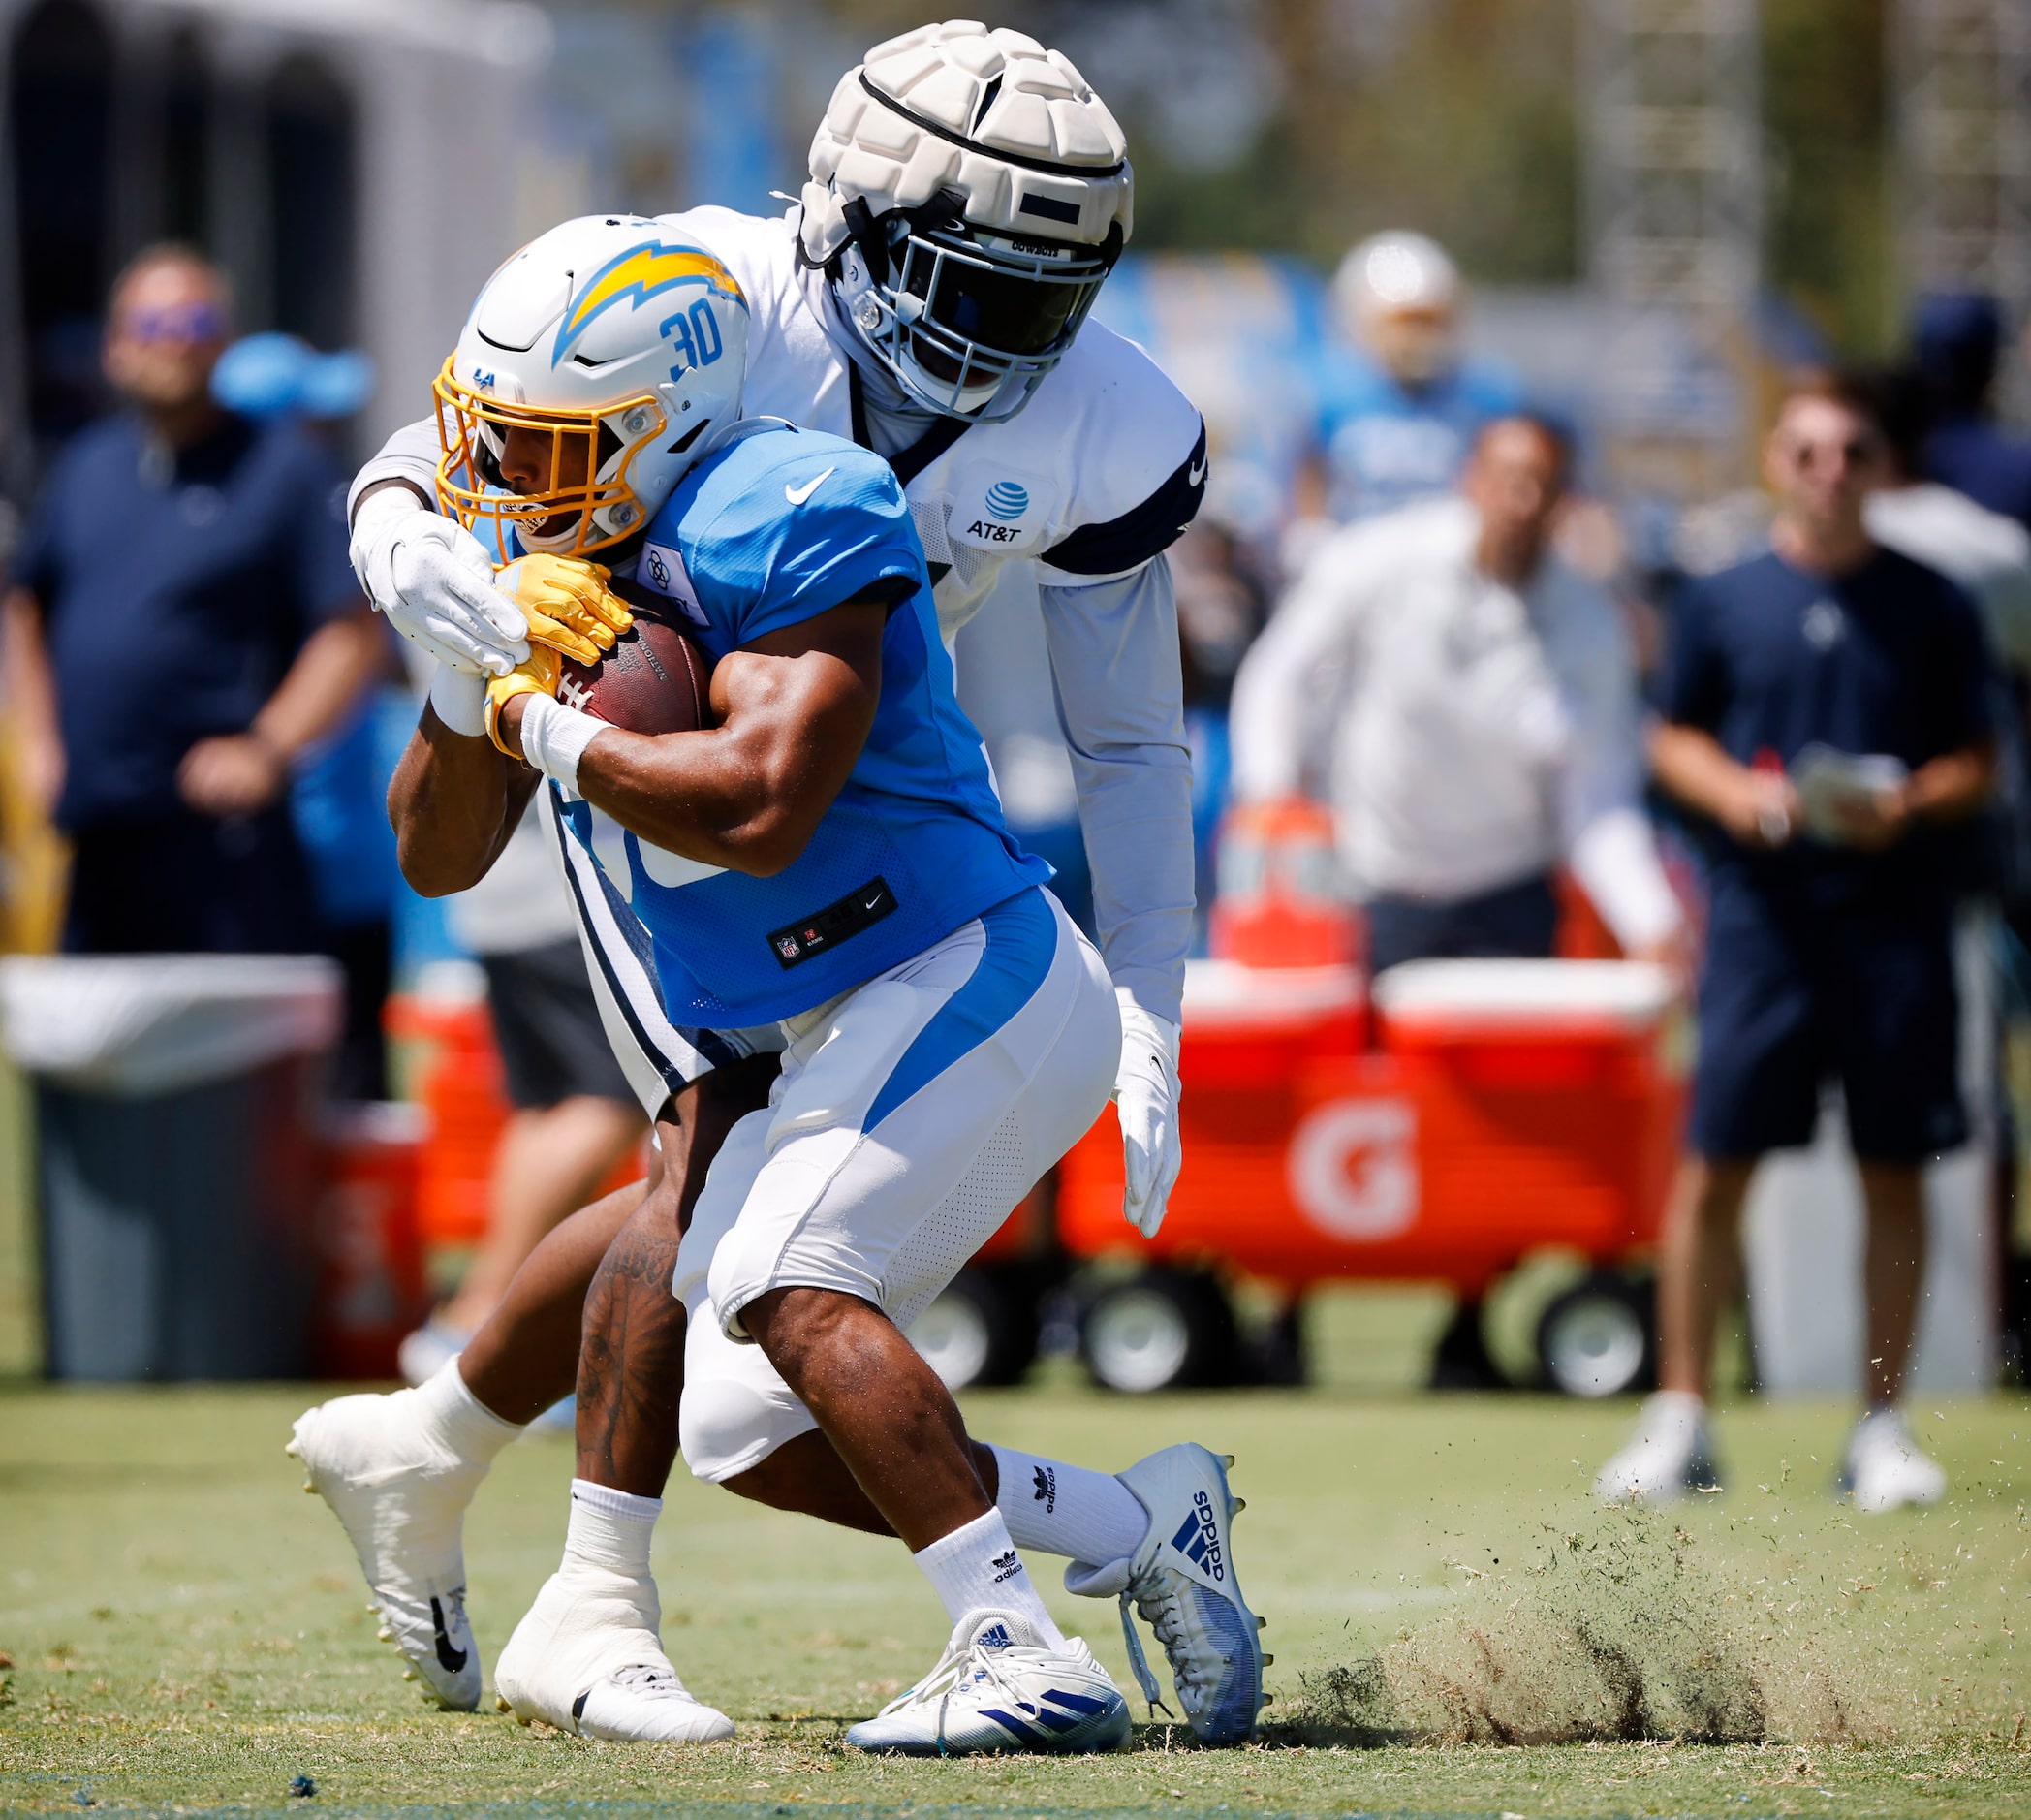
left=2, top=1375, right=2028, bottom=1819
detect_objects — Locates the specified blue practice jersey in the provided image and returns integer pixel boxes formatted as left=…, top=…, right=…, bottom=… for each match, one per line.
left=553, top=423, right=1050, bottom=1027
left=1315, top=352, right=1522, bottom=524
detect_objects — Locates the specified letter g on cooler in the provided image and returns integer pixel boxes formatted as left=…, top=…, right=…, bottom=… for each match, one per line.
left=1287, top=1098, right=1419, bottom=1241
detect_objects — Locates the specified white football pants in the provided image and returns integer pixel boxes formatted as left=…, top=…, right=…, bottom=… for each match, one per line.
left=672, top=886, right=1118, bottom=1483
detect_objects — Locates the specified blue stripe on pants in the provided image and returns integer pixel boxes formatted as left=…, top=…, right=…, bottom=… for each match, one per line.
left=861, top=889, right=1059, bottom=1134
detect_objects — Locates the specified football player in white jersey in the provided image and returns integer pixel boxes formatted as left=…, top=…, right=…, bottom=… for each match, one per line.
left=292, top=23, right=1265, bottom=1750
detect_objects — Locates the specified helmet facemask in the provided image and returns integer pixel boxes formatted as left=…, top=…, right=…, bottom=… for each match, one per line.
left=433, top=359, right=676, bottom=558
left=833, top=192, right=1120, bottom=423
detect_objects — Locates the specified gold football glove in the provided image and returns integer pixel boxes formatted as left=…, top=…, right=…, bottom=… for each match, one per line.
left=484, top=645, right=563, bottom=759
left=496, top=553, right=633, bottom=666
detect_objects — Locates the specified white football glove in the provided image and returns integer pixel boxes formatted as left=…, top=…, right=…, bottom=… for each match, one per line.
left=1112, top=991, right=1182, bottom=1239
left=350, top=486, right=530, bottom=677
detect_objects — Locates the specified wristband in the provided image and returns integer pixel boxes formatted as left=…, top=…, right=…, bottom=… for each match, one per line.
left=428, top=662, right=488, bottom=737
left=517, top=692, right=605, bottom=801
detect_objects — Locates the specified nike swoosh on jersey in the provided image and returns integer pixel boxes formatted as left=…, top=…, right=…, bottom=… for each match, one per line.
left=784, top=466, right=835, bottom=506
left=1187, top=459, right=1207, bottom=486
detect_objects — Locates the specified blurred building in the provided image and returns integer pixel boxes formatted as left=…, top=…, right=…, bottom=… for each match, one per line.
left=0, top=0, right=857, bottom=490
left=0, top=0, right=564, bottom=484
left=1893, top=0, right=2031, bottom=424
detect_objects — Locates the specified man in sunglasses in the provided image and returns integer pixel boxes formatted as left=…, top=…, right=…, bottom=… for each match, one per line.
left=1598, top=370, right=1998, bottom=1514
left=2, top=245, right=383, bottom=954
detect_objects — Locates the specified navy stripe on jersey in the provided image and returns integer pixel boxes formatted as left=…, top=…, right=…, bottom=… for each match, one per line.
left=847, top=364, right=969, bottom=486
left=546, top=790, right=744, bottom=1085
left=1043, top=419, right=1207, bottom=577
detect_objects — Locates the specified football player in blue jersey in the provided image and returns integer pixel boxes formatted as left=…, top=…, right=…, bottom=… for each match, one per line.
left=294, top=189, right=1265, bottom=1754
left=1300, top=231, right=1522, bottom=527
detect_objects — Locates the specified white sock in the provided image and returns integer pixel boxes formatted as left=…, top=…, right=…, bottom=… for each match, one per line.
left=913, top=1509, right=1067, bottom=1649
left=415, top=1360, right=522, bottom=1469
left=565, top=1478, right=662, bottom=1578
left=989, top=1444, right=1148, bottom=1569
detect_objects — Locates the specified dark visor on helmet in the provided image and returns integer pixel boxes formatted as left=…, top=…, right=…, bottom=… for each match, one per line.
left=897, top=234, right=1109, bottom=358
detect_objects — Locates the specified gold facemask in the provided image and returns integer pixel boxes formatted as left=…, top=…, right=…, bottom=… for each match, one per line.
left=432, top=357, right=666, bottom=557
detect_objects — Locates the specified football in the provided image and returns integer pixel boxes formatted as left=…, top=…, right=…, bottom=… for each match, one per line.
left=556, top=610, right=711, bottom=736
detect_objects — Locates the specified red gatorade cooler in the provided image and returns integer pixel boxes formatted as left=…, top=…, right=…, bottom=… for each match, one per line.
left=1057, top=957, right=1681, bottom=1297
left=1056, top=958, right=1368, bottom=1275
left=312, top=1101, right=429, bottom=1379
left=386, top=971, right=509, bottom=1248
left=1370, top=959, right=1684, bottom=1269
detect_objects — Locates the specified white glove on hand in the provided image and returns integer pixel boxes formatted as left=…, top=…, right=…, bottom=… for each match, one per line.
left=1112, top=992, right=1182, bottom=1239
left=350, top=486, right=530, bottom=676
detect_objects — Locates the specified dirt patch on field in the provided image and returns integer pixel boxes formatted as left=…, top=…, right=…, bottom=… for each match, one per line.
left=1289, top=1508, right=1935, bottom=1747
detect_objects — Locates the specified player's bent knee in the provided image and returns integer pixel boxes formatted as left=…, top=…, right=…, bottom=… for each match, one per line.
left=677, top=1370, right=819, bottom=1484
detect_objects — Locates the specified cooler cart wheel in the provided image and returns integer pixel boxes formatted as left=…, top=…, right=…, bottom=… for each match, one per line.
left=910, top=1270, right=1027, bottom=1391
left=1081, top=1271, right=1237, bottom=1393
left=1427, top=1295, right=1507, bottom=1390
left=1536, top=1272, right=1656, bottom=1397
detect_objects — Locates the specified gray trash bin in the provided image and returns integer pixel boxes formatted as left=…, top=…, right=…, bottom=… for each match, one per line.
left=0, top=955, right=341, bottom=1380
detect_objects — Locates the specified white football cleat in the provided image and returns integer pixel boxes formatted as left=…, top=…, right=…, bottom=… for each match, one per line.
left=1840, top=1408, right=1947, bottom=1514
left=1063, top=1442, right=1265, bottom=1744
left=1594, top=1391, right=1721, bottom=1507
left=845, top=1610, right=1129, bottom=1756
left=288, top=1389, right=484, bottom=1710
left=493, top=1561, right=734, bottom=1742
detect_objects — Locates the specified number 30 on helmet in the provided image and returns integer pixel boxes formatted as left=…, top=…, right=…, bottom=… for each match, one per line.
left=434, top=216, right=751, bottom=559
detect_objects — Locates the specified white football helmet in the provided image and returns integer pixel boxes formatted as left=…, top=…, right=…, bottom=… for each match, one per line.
left=1332, top=231, right=1461, bottom=386
left=435, top=215, right=750, bottom=558
left=799, top=21, right=1133, bottom=422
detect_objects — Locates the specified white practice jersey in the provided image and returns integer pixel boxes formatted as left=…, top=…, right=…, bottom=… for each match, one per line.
left=1230, top=496, right=1681, bottom=951
left=1866, top=481, right=2031, bottom=673
left=356, top=204, right=1203, bottom=1047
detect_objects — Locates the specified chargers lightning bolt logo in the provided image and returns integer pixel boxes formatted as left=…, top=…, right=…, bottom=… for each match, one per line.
left=552, top=243, right=747, bottom=367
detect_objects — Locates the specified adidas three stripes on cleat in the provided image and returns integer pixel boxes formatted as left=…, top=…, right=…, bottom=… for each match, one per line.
left=845, top=1611, right=1129, bottom=1756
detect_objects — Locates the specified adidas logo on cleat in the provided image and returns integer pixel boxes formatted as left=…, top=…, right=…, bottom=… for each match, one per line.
left=1031, top=1465, right=1057, bottom=1514
left=979, top=1686, right=1118, bottom=1744
left=975, top=1621, right=1014, bottom=1650
left=990, top=1550, right=1023, bottom=1585
left=1169, top=1491, right=1226, bottom=1582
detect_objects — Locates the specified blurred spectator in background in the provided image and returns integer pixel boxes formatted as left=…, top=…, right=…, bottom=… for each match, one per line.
left=1172, top=507, right=1272, bottom=940
left=1865, top=362, right=2031, bottom=913
left=1599, top=371, right=1997, bottom=1516
left=1865, top=364, right=2031, bottom=673
left=215, top=329, right=399, bottom=1099
left=397, top=798, right=644, bottom=1385
left=1231, top=414, right=1682, bottom=975
left=1913, top=295, right=2031, bottom=534
left=1295, top=232, right=1520, bottom=535
left=0, top=246, right=382, bottom=956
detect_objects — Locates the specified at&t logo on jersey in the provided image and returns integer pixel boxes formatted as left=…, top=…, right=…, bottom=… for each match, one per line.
left=954, top=474, right=1044, bottom=549
left=1169, top=1490, right=1225, bottom=1581
left=986, top=481, right=1028, bottom=520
